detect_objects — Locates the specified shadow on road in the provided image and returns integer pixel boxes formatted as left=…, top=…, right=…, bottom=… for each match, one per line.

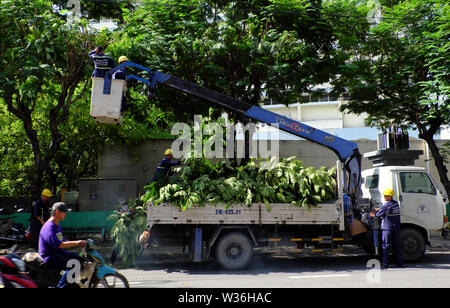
left=133, top=247, right=450, bottom=276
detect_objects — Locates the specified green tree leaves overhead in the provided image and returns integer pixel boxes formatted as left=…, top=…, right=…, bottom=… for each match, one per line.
left=114, top=0, right=342, bottom=118
left=1, top=0, right=449, bottom=198
left=326, top=0, right=450, bottom=195
left=0, top=0, right=98, bottom=197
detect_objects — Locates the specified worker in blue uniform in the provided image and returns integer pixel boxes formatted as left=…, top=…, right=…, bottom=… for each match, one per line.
left=372, top=188, right=403, bottom=268
left=88, top=46, right=115, bottom=78
left=112, top=55, right=128, bottom=80
left=151, top=149, right=181, bottom=183
left=112, top=55, right=128, bottom=112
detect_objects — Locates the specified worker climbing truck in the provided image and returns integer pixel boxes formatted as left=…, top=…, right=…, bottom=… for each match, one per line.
left=92, top=62, right=448, bottom=270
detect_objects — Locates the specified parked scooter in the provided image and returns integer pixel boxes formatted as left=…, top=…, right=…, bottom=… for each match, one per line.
left=0, top=206, right=30, bottom=247
left=22, top=238, right=129, bottom=288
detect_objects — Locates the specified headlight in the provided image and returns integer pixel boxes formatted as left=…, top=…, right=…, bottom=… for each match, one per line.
left=12, top=258, right=26, bottom=272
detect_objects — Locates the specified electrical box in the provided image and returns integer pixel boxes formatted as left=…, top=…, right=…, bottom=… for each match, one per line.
left=90, top=77, right=126, bottom=124
left=377, top=132, right=409, bottom=151
left=63, top=191, right=79, bottom=206
left=78, top=178, right=137, bottom=211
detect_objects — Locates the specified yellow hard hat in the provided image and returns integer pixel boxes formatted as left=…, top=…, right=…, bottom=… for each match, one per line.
left=118, top=55, right=128, bottom=63
left=41, top=189, right=52, bottom=197
left=164, top=149, right=173, bottom=156
left=383, top=188, right=395, bottom=196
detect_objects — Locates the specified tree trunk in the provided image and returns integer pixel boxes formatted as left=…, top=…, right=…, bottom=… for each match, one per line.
left=421, top=135, right=450, bottom=196
left=30, top=168, right=44, bottom=203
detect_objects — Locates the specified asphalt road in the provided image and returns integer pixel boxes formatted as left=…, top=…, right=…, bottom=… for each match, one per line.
left=118, top=235, right=450, bottom=289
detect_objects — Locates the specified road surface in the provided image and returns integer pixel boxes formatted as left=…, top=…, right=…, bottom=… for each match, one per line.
left=119, top=235, right=450, bottom=288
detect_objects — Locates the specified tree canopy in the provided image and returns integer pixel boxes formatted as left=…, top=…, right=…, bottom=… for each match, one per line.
left=326, top=0, right=450, bottom=194
left=0, top=0, right=449, bottom=197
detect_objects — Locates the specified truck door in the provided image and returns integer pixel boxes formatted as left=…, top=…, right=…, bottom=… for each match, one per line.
left=397, top=171, right=444, bottom=232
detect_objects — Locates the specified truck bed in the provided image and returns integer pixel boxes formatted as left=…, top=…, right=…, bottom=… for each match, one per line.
left=146, top=201, right=342, bottom=227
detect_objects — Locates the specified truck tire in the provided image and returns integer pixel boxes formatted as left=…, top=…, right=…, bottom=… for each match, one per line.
left=215, top=232, right=253, bottom=271
left=400, top=228, right=425, bottom=262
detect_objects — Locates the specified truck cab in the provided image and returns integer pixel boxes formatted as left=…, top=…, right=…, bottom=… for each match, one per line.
left=361, top=166, right=448, bottom=261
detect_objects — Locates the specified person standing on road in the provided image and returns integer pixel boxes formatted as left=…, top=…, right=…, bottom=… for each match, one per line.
left=372, top=188, right=403, bottom=268
left=30, top=189, right=52, bottom=250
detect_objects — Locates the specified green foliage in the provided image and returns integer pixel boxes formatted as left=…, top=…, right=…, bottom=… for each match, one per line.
left=52, top=0, right=130, bottom=22
left=108, top=198, right=147, bottom=267
left=142, top=156, right=337, bottom=211
left=113, top=0, right=341, bottom=122
left=0, top=0, right=179, bottom=196
left=326, top=0, right=450, bottom=195
left=327, top=0, right=449, bottom=131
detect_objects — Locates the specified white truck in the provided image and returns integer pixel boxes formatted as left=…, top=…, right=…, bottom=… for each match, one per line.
left=143, top=164, right=448, bottom=270
left=361, top=165, right=448, bottom=262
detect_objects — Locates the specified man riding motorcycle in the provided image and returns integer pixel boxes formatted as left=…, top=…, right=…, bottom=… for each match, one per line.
left=39, top=202, right=87, bottom=288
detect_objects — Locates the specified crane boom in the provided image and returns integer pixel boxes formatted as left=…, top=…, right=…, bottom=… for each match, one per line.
left=102, top=62, right=362, bottom=206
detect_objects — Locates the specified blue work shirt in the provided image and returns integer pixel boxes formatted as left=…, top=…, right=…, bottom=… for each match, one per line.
left=151, top=158, right=181, bottom=182
left=375, top=199, right=401, bottom=231
left=112, top=66, right=127, bottom=80
left=32, top=198, right=50, bottom=225
left=89, top=50, right=115, bottom=78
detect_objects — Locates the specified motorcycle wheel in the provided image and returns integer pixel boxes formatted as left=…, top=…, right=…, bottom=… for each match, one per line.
left=91, top=273, right=129, bottom=288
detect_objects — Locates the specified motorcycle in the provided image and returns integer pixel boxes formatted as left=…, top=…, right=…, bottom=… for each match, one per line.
left=23, top=238, right=129, bottom=288
left=0, top=223, right=29, bottom=246
left=0, top=206, right=30, bottom=247
left=0, top=245, right=38, bottom=288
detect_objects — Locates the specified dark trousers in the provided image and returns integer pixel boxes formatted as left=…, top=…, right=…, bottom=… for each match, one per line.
left=381, top=228, right=403, bottom=267
left=30, top=221, right=42, bottom=250
left=44, top=252, right=86, bottom=288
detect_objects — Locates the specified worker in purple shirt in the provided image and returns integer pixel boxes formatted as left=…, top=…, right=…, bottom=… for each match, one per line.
left=151, top=149, right=181, bottom=183
left=372, top=188, right=403, bottom=268
left=88, top=46, right=115, bottom=78
left=39, top=202, right=87, bottom=288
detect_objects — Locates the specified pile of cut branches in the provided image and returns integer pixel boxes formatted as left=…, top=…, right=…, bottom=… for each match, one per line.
left=142, top=156, right=337, bottom=211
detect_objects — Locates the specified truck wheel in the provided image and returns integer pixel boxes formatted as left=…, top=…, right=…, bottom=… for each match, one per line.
left=215, top=232, right=253, bottom=271
left=400, top=228, right=425, bottom=262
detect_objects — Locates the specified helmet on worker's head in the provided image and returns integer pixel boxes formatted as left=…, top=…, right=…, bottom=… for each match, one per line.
left=41, top=189, right=52, bottom=197
left=118, top=55, right=128, bottom=64
left=164, top=149, right=173, bottom=156
left=383, top=188, right=395, bottom=197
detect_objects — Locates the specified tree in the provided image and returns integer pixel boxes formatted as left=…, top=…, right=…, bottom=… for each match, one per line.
left=0, top=101, right=34, bottom=195
left=327, top=0, right=450, bottom=195
left=52, top=0, right=131, bottom=22
left=0, top=0, right=96, bottom=198
left=112, top=0, right=343, bottom=162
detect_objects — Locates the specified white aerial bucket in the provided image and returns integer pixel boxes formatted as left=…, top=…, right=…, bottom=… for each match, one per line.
left=90, top=77, right=126, bottom=124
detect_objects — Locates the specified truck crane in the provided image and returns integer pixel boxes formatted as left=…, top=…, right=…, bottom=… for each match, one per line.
left=90, top=62, right=447, bottom=270
left=98, top=61, right=362, bottom=208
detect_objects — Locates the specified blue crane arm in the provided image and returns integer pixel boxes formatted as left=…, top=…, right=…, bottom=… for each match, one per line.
left=103, top=62, right=362, bottom=198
